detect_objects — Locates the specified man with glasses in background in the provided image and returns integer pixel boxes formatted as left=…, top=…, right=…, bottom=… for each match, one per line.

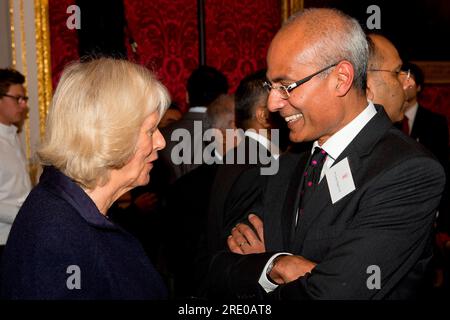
left=205, top=8, right=445, bottom=299
left=0, top=68, right=31, bottom=266
left=366, top=33, right=411, bottom=123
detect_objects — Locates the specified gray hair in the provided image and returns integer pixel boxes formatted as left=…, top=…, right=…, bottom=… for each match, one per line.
left=285, top=8, right=368, bottom=91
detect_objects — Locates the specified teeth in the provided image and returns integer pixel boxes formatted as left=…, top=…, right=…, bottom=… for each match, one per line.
left=285, top=113, right=303, bottom=123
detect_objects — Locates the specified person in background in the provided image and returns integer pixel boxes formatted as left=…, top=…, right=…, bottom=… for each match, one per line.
left=160, top=65, right=229, bottom=183
left=401, top=61, right=450, bottom=298
left=0, top=68, right=31, bottom=266
left=163, top=94, right=236, bottom=298
left=0, top=58, right=169, bottom=299
left=159, top=103, right=182, bottom=129
left=400, top=61, right=449, bottom=170
left=366, top=33, right=410, bottom=123
left=208, top=69, right=279, bottom=255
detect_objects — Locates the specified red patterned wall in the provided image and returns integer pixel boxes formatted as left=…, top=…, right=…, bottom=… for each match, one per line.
left=48, top=0, right=79, bottom=90
left=48, top=0, right=280, bottom=112
left=47, top=0, right=450, bottom=139
left=205, top=0, right=280, bottom=93
left=124, top=0, right=199, bottom=112
left=420, top=84, right=450, bottom=143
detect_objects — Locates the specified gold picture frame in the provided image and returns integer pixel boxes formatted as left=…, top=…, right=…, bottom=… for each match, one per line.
left=281, top=0, right=304, bottom=22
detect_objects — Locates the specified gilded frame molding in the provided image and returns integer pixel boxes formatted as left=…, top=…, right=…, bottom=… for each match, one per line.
left=281, top=0, right=304, bottom=22
left=34, top=0, right=53, bottom=138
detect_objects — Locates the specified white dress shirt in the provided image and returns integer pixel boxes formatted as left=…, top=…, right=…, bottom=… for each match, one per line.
left=0, top=123, right=32, bottom=245
left=258, top=102, right=377, bottom=292
left=244, top=130, right=280, bottom=160
left=188, top=106, right=207, bottom=113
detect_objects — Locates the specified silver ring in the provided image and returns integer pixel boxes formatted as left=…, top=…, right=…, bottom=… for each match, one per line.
left=239, top=241, right=248, bottom=247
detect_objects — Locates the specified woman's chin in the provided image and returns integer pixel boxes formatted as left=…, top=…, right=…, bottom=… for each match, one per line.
left=135, top=175, right=150, bottom=187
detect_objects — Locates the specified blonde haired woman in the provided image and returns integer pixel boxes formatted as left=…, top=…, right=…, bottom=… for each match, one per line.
left=0, top=58, right=169, bottom=299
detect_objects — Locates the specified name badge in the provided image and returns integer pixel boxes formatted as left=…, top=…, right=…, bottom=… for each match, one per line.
left=326, top=157, right=356, bottom=204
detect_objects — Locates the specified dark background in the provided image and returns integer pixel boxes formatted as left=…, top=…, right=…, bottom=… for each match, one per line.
left=305, top=0, right=450, bottom=61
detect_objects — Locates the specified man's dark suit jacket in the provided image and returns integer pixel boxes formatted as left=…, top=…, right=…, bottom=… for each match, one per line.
left=206, top=106, right=446, bottom=300
left=406, top=105, right=449, bottom=234
left=410, top=105, right=449, bottom=169
left=160, top=110, right=210, bottom=184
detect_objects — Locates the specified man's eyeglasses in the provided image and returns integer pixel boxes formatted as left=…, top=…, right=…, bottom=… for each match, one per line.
left=368, top=68, right=411, bottom=81
left=263, top=63, right=338, bottom=99
left=1, top=94, right=29, bottom=104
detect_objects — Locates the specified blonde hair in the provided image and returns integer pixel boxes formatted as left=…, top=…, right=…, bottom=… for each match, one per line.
left=38, top=58, right=170, bottom=189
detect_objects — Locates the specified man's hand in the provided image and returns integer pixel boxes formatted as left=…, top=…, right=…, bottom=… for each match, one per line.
left=228, top=214, right=265, bottom=254
left=269, top=255, right=317, bottom=284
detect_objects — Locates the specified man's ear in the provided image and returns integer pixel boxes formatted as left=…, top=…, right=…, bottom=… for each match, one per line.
left=366, top=83, right=374, bottom=101
left=334, top=61, right=354, bottom=97
left=255, top=106, right=270, bottom=128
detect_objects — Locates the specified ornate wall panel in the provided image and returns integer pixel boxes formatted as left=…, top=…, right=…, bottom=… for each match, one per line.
left=124, top=0, right=198, bottom=112
left=205, top=0, right=280, bottom=93
left=48, top=0, right=78, bottom=90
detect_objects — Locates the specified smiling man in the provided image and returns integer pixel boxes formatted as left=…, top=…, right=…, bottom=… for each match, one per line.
left=206, top=8, right=445, bottom=300
left=0, top=68, right=31, bottom=264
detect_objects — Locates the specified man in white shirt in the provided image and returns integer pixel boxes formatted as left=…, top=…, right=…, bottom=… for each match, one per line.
left=400, top=61, right=449, bottom=167
left=0, top=69, right=32, bottom=261
left=205, top=8, right=445, bottom=300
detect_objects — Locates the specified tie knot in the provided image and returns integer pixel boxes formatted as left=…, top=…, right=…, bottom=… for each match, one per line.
left=310, top=147, right=327, bottom=166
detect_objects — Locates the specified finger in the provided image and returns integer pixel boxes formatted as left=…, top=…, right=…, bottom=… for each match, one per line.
left=235, top=223, right=260, bottom=246
left=227, top=235, right=243, bottom=254
left=248, top=214, right=264, bottom=243
left=231, top=226, right=249, bottom=248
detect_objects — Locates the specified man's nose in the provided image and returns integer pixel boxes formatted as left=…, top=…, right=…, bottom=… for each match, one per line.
left=267, top=91, right=286, bottom=112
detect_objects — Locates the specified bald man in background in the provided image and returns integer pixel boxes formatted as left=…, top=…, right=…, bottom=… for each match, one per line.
left=366, top=34, right=410, bottom=123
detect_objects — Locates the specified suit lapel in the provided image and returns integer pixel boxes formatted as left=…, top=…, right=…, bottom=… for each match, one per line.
left=281, top=152, right=309, bottom=249
left=288, top=105, right=393, bottom=252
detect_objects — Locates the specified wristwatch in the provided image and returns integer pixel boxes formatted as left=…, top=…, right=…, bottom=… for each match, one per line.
left=266, top=256, right=282, bottom=284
